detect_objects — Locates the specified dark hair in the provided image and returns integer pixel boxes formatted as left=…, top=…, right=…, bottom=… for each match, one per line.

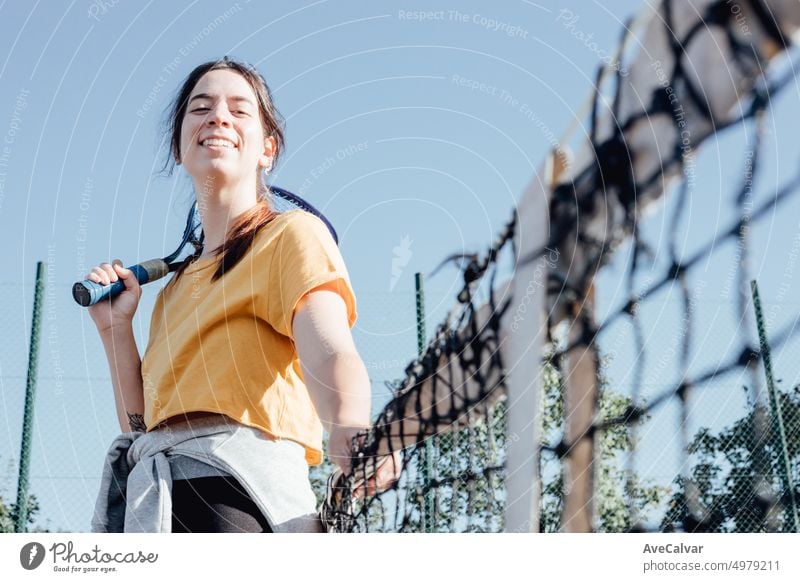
left=161, top=57, right=286, bottom=283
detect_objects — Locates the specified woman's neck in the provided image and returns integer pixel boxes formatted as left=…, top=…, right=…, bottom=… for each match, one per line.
left=193, top=175, right=259, bottom=254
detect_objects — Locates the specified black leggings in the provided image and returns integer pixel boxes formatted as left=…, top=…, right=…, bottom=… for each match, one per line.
left=171, top=476, right=273, bottom=533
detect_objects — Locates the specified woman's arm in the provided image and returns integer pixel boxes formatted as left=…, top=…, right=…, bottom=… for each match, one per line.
left=86, top=261, right=146, bottom=433
left=293, top=283, right=401, bottom=494
left=99, top=326, right=146, bottom=432
left=292, top=284, right=371, bottom=465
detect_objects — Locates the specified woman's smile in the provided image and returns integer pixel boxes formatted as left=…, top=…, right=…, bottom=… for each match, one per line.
left=202, top=140, right=236, bottom=150
left=179, top=69, right=273, bottom=181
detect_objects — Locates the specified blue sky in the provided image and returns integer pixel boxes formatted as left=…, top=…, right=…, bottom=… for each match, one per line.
left=1, top=0, right=799, bottom=531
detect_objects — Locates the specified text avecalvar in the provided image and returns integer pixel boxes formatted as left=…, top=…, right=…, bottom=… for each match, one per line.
left=643, top=543, right=703, bottom=554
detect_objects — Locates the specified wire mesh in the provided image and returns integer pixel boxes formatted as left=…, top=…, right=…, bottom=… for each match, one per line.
left=5, top=0, right=800, bottom=535
left=322, top=0, right=800, bottom=533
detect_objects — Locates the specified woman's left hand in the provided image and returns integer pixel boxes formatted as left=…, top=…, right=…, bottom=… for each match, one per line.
left=327, top=425, right=403, bottom=499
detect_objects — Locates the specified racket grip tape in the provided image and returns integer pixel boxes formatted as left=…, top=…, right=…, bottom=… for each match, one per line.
left=71, top=259, right=169, bottom=307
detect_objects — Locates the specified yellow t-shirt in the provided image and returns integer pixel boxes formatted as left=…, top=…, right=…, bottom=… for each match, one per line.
left=140, top=210, right=357, bottom=465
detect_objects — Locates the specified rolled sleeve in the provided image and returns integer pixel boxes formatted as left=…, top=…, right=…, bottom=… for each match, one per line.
left=268, top=211, right=357, bottom=339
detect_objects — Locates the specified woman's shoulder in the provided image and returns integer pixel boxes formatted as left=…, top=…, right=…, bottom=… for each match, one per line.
left=269, top=209, right=333, bottom=243
left=277, top=208, right=328, bottom=228
left=252, top=210, right=300, bottom=244
left=251, top=210, right=329, bottom=253
left=261, top=208, right=321, bottom=232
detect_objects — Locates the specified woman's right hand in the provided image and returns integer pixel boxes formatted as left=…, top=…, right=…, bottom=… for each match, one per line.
left=85, top=259, right=142, bottom=333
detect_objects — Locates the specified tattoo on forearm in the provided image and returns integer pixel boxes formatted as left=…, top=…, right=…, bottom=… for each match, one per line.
left=127, top=412, right=147, bottom=432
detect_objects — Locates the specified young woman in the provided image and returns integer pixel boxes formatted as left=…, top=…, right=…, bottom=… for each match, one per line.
left=87, top=57, right=398, bottom=533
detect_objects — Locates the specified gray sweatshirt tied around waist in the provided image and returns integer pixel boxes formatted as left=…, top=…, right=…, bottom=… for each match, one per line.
left=90, top=414, right=322, bottom=533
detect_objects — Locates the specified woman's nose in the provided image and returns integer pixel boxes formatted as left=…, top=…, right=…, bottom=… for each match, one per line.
left=206, top=103, right=232, bottom=126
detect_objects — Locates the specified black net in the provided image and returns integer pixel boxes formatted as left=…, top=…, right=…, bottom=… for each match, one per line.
left=321, top=0, right=800, bottom=532
left=536, top=0, right=800, bottom=532
left=322, top=218, right=516, bottom=533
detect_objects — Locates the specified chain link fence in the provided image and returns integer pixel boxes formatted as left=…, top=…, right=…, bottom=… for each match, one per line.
left=2, top=277, right=799, bottom=532
left=0, top=278, right=424, bottom=532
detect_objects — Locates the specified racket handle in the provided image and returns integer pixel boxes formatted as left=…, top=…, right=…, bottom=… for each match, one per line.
left=72, top=259, right=169, bottom=307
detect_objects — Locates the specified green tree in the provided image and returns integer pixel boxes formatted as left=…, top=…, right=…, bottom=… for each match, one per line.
left=422, top=405, right=506, bottom=533
left=308, top=442, right=333, bottom=510
left=312, top=349, right=667, bottom=532
left=538, top=352, right=668, bottom=532
left=309, top=436, right=390, bottom=532
left=661, top=383, right=800, bottom=532
left=0, top=457, right=45, bottom=533
left=0, top=494, right=42, bottom=533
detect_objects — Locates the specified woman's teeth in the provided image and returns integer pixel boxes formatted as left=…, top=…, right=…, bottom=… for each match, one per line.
left=201, top=139, right=236, bottom=148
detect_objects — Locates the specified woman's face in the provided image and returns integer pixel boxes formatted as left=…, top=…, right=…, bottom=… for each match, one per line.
left=178, top=69, right=275, bottom=189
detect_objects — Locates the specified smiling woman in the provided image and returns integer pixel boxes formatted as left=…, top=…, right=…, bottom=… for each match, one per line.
left=85, top=57, right=400, bottom=533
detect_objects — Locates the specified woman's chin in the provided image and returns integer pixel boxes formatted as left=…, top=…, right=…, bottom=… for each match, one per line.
left=190, top=164, right=238, bottom=184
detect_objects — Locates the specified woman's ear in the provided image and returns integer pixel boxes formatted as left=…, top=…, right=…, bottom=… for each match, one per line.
left=259, top=136, right=277, bottom=170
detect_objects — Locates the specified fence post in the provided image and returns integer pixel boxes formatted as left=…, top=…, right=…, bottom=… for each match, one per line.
left=14, top=261, right=46, bottom=532
left=415, top=272, right=435, bottom=532
left=750, top=280, right=800, bottom=532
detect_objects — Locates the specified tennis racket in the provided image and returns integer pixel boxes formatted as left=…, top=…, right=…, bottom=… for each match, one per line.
left=72, top=186, right=338, bottom=307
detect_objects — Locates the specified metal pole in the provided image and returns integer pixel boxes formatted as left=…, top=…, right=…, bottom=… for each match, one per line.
left=15, top=261, right=46, bottom=532
left=750, top=280, right=799, bottom=532
left=415, top=272, right=435, bottom=532
left=503, top=152, right=556, bottom=533
left=560, top=293, right=599, bottom=532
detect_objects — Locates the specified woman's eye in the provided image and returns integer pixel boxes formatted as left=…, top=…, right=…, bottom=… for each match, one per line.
left=191, top=107, right=210, bottom=112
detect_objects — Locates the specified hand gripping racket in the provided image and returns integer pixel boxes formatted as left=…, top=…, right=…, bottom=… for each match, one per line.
left=72, top=187, right=337, bottom=307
